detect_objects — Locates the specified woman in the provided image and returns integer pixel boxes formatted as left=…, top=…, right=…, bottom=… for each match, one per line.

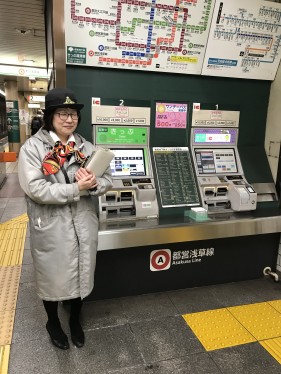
left=18, top=87, right=113, bottom=350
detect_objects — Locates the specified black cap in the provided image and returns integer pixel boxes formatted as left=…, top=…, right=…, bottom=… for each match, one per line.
left=43, top=87, right=84, bottom=113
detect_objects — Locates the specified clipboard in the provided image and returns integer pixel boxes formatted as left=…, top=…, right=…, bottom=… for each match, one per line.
left=84, top=147, right=115, bottom=177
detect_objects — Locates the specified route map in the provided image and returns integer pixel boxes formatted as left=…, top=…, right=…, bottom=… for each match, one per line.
left=65, top=0, right=215, bottom=75
left=202, top=0, right=281, bottom=80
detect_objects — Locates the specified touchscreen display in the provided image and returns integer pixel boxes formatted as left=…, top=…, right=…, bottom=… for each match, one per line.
left=195, top=148, right=238, bottom=174
left=110, top=149, right=146, bottom=176
left=193, top=128, right=237, bottom=146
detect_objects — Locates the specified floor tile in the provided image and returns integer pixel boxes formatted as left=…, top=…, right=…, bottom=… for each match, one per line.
left=245, top=278, right=281, bottom=301
left=130, top=316, right=204, bottom=363
left=69, top=324, right=144, bottom=373
left=12, top=305, right=46, bottom=344
left=183, top=308, right=255, bottom=351
left=167, top=286, right=224, bottom=314
left=228, top=302, right=281, bottom=340
left=15, top=282, right=41, bottom=309
left=19, top=264, right=35, bottom=284
left=108, top=353, right=221, bottom=374
left=119, top=292, right=179, bottom=322
left=81, top=299, right=128, bottom=330
left=24, top=237, right=31, bottom=250
left=208, top=281, right=264, bottom=307
left=22, top=249, right=33, bottom=265
left=0, top=198, right=8, bottom=208
left=260, top=337, right=281, bottom=365
left=9, top=336, right=76, bottom=374
left=210, top=342, right=281, bottom=374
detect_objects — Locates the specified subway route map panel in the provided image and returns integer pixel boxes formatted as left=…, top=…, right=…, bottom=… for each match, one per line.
left=202, top=0, right=281, bottom=80
left=65, top=0, right=215, bottom=75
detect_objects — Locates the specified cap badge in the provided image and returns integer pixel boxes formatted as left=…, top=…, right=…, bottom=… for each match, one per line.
left=64, top=96, right=75, bottom=104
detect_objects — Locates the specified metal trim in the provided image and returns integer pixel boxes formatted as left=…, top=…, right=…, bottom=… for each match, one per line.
left=97, top=215, right=281, bottom=251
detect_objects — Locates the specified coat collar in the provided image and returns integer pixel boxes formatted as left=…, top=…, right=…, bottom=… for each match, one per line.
left=35, top=128, right=85, bottom=151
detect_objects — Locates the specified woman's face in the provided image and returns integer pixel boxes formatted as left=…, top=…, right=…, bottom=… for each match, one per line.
left=52, top=108, right=79, bottom=142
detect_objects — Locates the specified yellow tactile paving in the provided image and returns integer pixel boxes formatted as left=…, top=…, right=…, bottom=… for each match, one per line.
left=260, top=338, right=281, bottom=365
left=0, top=346, right=10, bottom=374
left=0, top=309, right=16, bottom=346
left=0, top=266, right=21, bottom=312
left=1, top=213, right=29, bottom=225
left=0, top=219, right=28, bottom=266
left=268, top=300, right=281, bottom=314
left=228, top=302, right=281, bottom=341
left=183, top=308, right=256, bottom=351
left=0, top=214, right=29, bottom=373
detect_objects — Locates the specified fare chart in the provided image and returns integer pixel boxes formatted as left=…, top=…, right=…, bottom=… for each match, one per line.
left=202, top=0, right=281, bottom=80
left=65, top=0, right=215, bottom=75
left=153, top=147, right=200, bottom=207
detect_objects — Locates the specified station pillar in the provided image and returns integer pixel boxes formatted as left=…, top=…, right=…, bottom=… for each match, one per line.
left=4, top=80, right=20, bottom=153
left=18, top=92, right=29, bottom=144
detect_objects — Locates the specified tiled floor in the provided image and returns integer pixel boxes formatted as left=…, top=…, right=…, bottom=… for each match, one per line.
left=1, top=164, right=281, bottom=373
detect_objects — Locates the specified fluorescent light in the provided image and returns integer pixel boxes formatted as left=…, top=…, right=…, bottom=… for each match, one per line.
left=24, top=60, right=35, bottom=66
left=0, top=89, right=5, bottom=96
left=28, top=103, right=40, bottom=108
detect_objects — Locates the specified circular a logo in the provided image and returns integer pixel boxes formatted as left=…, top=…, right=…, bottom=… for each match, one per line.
left=19, top=68, right=25, bottom=75
left=150, top=249, right=171, bottom=271
left=89, top=30, right=95, bottom=37
left=88, top=50, right=94, bottom=57
left=98, top=45, right=104, bottom=51
left=85, top=7, right=91, bottom=14
left=188, top=43, right=193, bottom=48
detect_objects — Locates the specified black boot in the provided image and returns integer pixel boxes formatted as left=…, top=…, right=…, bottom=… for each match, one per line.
left=69, top=298, right=85, bottom=348
left=46, top=321, right=70, bottom=350
left=43, top=300, right=69, bottom=350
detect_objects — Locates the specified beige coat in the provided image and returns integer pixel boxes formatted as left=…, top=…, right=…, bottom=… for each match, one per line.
left=18, top=129, right=113, bottom=300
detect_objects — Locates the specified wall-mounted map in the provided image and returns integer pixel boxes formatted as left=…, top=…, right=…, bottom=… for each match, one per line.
left=202, top=0, right=281, bottom=80
left=65, top=0, right=215, bottom=75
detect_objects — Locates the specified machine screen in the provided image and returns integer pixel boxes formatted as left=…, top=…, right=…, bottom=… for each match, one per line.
left=110, top=148, right=146, bottom=176
left=193, top=128, right=237, bottom=146
left=195, top=148, right=238, bottom=174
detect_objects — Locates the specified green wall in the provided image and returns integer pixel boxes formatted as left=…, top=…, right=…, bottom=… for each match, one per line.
left=67, top=65, right=273, bottom=184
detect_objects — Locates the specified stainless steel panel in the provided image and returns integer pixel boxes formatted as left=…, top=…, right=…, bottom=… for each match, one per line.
left=97, top=215, right=281, bottom=251
left=252, top=183, right=278, bottom=202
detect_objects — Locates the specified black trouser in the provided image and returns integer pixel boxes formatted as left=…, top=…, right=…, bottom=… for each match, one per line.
left=43, top=298, right=83, bottom=325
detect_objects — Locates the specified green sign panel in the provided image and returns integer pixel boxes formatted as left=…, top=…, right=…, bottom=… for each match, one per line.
left=96, top=126, right=148, bottom=145
left=6, top=101, right=20, bottom=143
left=67, top=46, right=86, bottom=64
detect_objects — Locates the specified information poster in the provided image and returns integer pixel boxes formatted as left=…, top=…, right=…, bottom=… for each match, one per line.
left=155, top=102, right=188, bottom=128
left=6, top=101, right=20, bottom=143
left=202, top=0, right=281, bottom=80
left=65, top=0, right=215, bottom=75
left=153, top=147, right=200, bottom=207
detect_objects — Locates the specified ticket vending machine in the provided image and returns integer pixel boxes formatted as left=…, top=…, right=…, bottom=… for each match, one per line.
left=190, top=109, right=257, bottom=212
left=92, top=101, right=159, bottom=223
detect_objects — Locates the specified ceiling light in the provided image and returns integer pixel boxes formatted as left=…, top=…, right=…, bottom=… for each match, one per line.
left=24, top=60, right=35, bottom=66
left=0, top=89, right=6, bottom=96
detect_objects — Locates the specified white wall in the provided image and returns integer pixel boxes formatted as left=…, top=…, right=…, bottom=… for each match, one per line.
left=265, top=62, right=281, bottom=182
left=265, top=59, right=281, bottom=273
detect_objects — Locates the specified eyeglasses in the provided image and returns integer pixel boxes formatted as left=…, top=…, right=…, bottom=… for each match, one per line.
left=55, top=112, right=79, bottom=121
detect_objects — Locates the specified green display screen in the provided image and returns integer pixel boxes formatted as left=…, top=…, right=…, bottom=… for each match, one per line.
left=96, top=126, right=148, bottom=145
left=195, top=134, right=206, bottom=143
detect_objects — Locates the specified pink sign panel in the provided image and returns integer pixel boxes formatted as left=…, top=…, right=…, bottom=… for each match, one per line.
left=155, top=103, right=188, bottom=129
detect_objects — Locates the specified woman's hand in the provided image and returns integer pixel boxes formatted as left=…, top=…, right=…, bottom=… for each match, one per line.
left=75, top=168, right=98, bottom=191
